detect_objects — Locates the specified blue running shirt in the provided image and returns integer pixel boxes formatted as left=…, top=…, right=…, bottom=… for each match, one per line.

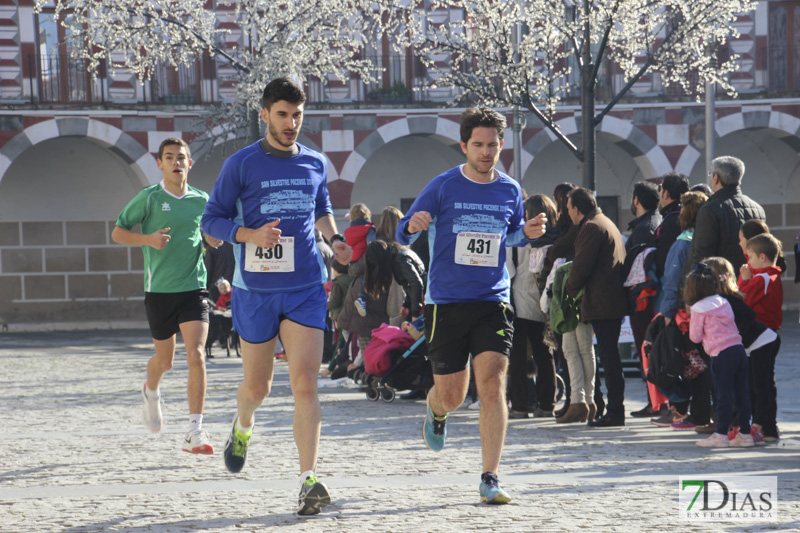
left=202, top=142, right=333, bottom=293
left=396, top=165, right=530, bottom=304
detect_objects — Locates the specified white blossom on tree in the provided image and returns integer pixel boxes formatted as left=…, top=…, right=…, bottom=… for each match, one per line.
left=36, top=0, right=388, bottom=151
left=386, top=0, right=756, bottom=188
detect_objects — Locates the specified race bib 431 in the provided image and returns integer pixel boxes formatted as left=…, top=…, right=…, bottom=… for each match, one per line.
left=454, top=232, right=501, bottom=267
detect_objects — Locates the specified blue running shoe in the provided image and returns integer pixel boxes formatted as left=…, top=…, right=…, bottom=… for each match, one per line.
left=354, top=297, right=367, bottom=317
left=423, top=394, right=447, bottom=451
left=479, top=472, right=511, bottom=504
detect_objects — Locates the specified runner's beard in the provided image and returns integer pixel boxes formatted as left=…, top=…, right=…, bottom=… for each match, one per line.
left=268, top=121, right=297, bottom=149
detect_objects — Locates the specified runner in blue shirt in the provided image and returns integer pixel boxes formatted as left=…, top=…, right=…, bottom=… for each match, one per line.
left=396, top=107, right=546, bottom=505
left=202, top=77, right=347, bottom=516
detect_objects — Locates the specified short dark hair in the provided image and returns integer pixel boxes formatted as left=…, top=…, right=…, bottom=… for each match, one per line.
left=746, top=233, right=781, bottom=263
left=633, top=181, right=659, bottom=211
left=690, top=183, right=713, bottom=196
left=460, top=107, right=506, bottom=144
left=158, top=137, right=191, bottom=160
left=567, top=187, right=596, bottom=215
left=740, top=219, right=770, bottom=241
left=660, top=172, right=690, bottom=202
left=262, top=77, right=306, bottom=110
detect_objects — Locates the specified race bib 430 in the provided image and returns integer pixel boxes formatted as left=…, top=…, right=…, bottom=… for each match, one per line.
left=244, top=237, right=295, bottom=272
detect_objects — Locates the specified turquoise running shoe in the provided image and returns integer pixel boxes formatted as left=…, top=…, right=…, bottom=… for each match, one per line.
left=423, top=394, right=447, bottom=451
left=479, top=472, right=511, bottom=504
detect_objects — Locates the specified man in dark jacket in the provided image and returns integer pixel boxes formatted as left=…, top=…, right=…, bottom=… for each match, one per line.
left=565, top=188, right=628, bottom=427
left=628, top=173, right=689, bottom=418
left=653, top=172, right=690, bottom=279
left=626, top=181, right=661, bottom=253
left=682, top=156, right=765, bottom=279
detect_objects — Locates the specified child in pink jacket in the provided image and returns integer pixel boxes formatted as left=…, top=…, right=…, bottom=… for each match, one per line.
left=684, top=262, right=753, bottom=448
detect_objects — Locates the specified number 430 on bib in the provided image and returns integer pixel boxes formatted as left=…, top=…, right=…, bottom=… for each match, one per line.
left=244, top=237, right=295, bottom=272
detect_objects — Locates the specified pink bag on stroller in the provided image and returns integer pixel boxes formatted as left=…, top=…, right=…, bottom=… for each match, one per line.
left=363, top=323, right=415, bottom=376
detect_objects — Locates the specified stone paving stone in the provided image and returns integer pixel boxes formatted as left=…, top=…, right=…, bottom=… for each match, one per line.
left=1, top=320, right=800, bottom=532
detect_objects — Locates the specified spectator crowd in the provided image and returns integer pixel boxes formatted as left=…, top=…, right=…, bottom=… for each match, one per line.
left=317, top=155, right=791, bottom=448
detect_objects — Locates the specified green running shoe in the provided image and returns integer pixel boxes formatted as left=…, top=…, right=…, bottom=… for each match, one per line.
left=297, top=474, right=331, bottom=515
left=223, top=415, right=251, bottom=473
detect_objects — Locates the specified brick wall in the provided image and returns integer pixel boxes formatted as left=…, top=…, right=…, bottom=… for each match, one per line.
left=0, top=220, right=144, bottom=323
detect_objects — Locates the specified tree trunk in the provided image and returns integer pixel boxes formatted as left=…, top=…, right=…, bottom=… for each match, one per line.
left=581, top=65, right=596, bottom=192
left=581, top=0, right=596, bottom=192
left=249, top=108, right=261, bottom=143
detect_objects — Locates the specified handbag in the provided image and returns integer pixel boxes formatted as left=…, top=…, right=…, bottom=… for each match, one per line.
left=682, top=346, right=707, bottom=380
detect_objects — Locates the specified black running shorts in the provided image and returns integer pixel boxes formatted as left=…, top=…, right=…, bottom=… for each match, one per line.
left=424, top=301, right=514, bottom=375
left=144, top=289, right=209, bottom=341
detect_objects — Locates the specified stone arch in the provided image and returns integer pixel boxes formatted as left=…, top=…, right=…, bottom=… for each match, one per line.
left=523, top=113, right=671, bottom=182
left=715, top=108, right=800, bottom=139
left=687, top=123, right=800, bottom=205
left=713, top=109, right=800, bottom=194
left=0, top=118, right=157, bottom=187
left=340, top=115, right=463, bottom=186
left=350, top=132, right=465, bottom=211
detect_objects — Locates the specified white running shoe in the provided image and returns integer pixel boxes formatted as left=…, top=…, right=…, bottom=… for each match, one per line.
left=182, top=429, right=214, bottom=455
left=729, top=432, right=755, bottom=448
left=696, top=432, right=729, bottom=448
left=468, top=400, right=481, bottom=411
left=142, top=382, right=163, bottom=434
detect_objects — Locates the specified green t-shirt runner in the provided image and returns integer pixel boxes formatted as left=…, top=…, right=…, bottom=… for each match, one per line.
left=116, top=181, right=208, bottom=293
left=112, top=137, right=218, bottom=457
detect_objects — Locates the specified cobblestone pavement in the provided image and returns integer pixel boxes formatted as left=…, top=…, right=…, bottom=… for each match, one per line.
left=1, top=318, right=799, bottom=532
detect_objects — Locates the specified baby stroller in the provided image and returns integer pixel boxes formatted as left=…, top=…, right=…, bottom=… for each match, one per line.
left=206, top=299, right=240, bottom=358
left=361, top=323, right=432, bottom=403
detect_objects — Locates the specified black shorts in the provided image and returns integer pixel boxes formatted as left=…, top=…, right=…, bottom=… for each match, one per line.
left=424, top=301, right=514, bottom=375
left=144, top=290, right=209, bottom=341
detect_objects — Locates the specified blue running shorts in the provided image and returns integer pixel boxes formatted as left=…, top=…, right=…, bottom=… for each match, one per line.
left=232, top=284, right=327, bottom=344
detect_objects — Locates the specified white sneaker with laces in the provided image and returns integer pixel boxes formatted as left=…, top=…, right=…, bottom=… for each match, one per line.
left=182, top=429, right=214, bottom=454
left=468, top=400, right=481, bottom=411
left=142, top=382, right=163, bottom=434
left=354, top=297, right=367, bottom=317
left=696, top=432, right=729, bottom=448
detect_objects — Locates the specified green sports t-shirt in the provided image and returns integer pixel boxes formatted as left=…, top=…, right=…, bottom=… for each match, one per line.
left=116, top=181, right=208, bottom=293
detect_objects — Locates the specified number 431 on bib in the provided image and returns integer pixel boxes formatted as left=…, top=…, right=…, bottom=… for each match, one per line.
left=454, top=232, right=501, bottom=267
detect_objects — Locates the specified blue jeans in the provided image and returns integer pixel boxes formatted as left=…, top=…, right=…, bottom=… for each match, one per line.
left=710, top=345, right=752, bottom=436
